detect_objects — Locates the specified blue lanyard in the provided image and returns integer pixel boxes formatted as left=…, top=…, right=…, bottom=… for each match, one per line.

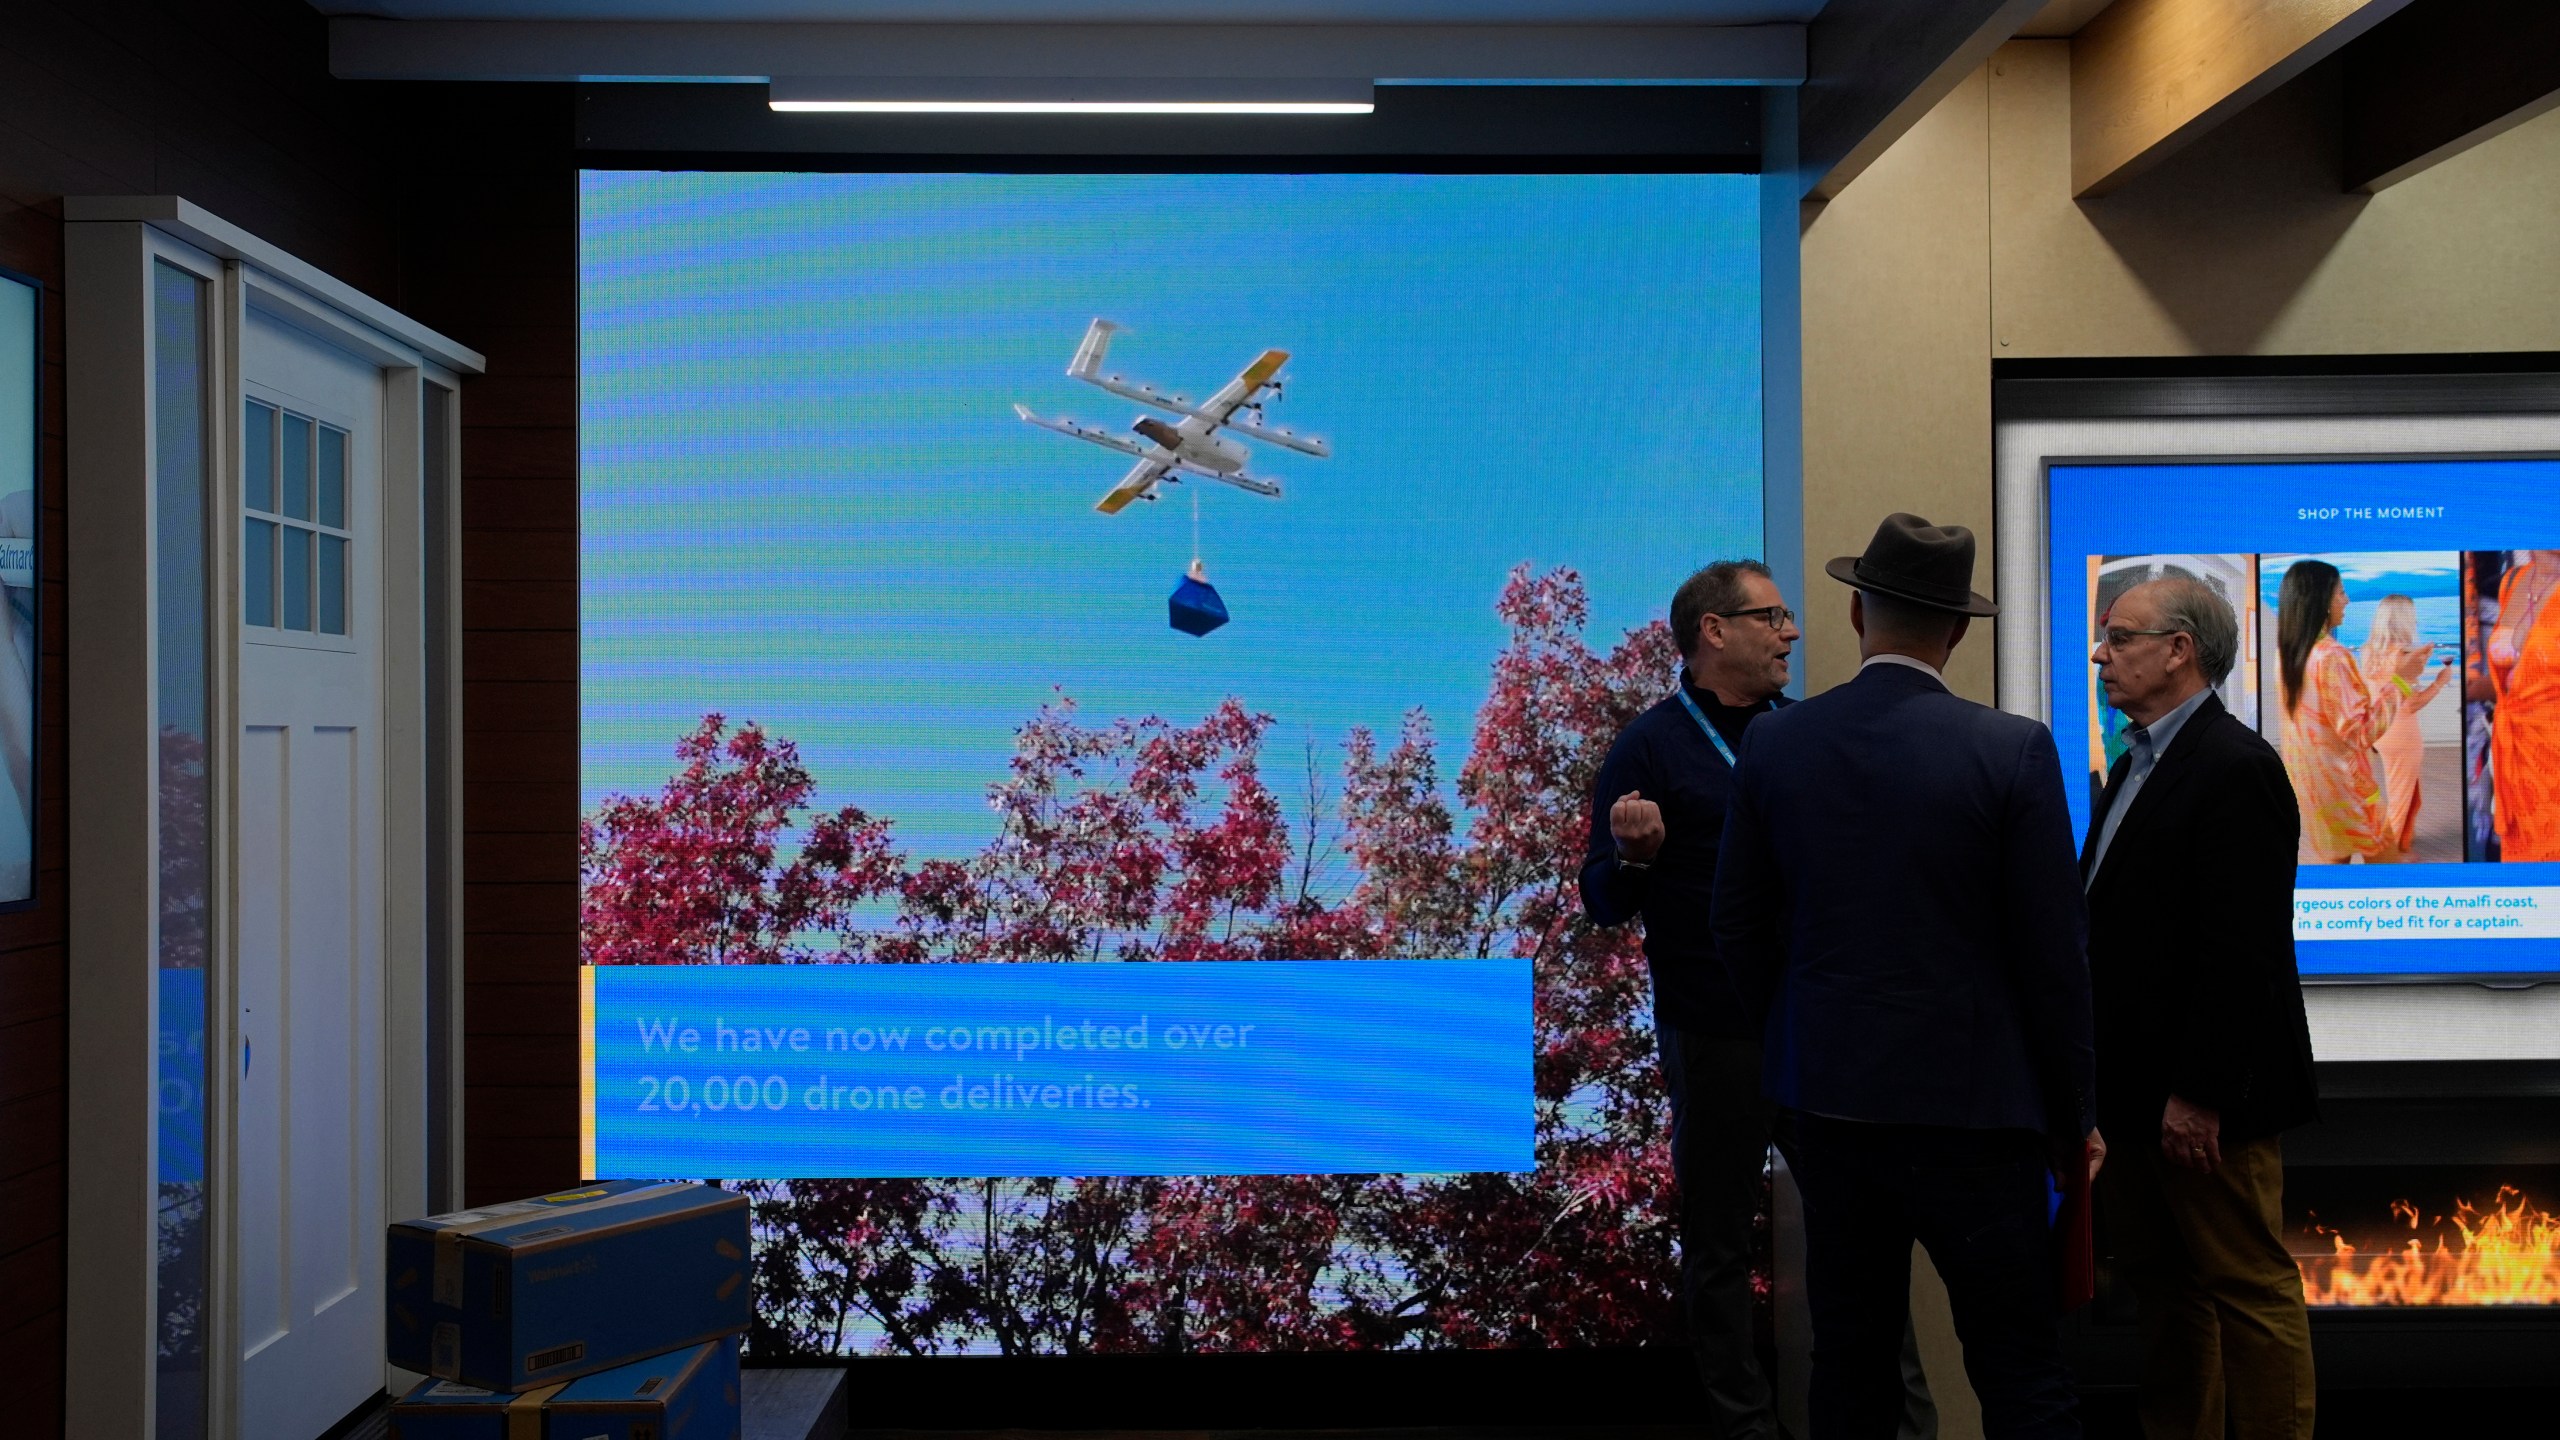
left=1675, top=687, right=1741, bottom=769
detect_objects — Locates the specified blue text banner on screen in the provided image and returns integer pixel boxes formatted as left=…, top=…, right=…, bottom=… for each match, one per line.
left=2045, top=456, right=2560, bottom=978
left=582, top=959, right=1533, bottom=1178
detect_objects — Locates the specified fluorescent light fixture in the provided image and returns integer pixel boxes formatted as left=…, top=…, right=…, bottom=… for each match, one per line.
left=768, top=76, right=1373, bottom=115
left=580, top=74, right=770, bottom=85
left=1374, top=78, right=1741, bottom=87
left=774, top=100, right=1374, bottom=114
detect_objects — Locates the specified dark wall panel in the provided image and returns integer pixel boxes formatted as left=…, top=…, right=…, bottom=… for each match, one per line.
left=384, top=85, right=584, bottom=1210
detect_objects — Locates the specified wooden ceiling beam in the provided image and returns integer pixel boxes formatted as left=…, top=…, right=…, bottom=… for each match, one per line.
left=1800, top=0, right=2054, bottom=199
left=2070, top=0, right=2419, bottom=197
left=2342, top=0, right=2560, bottom=192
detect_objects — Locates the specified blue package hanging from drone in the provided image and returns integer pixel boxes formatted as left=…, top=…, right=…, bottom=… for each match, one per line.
left=1169, top=570, right=1229, bottom=636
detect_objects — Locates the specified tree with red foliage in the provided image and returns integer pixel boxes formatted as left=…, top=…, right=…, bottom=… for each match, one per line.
left=581, top=565, right=1728, bottom=1354
left=581, top=717, right=904, bottom=965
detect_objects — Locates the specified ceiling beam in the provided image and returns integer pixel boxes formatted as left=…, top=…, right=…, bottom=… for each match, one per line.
left=1800, top=0, right=2053, bottom=198
left=328, top=19, right=1805, bottom=85
left=2342, top=0, right=2560, bottom=192
left=2070, top=0, right=2418, bottom=197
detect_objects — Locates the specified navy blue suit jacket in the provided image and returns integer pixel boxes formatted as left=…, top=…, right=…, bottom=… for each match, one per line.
left=1712, top=661, right=2096, bottom=1143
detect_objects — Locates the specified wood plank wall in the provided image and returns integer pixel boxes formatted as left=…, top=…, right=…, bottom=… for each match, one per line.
left=0, top=3, right=405, bottom=1431
left=391, top=85, right=585, bottom=1209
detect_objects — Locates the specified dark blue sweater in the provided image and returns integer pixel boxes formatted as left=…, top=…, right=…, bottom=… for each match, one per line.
left=1578, top=677, right=1784, bottom=1039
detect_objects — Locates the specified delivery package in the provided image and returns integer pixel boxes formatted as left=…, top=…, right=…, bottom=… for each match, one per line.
left=387, top=1180, right=750, bottom=1391
left=388, top=1333, right=741, bottom=1440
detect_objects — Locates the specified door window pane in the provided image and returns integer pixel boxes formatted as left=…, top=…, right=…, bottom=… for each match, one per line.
left=317, top=426, right=345, bottom=529
left=243, top=519, right=275, bottom=628
left=245, top=402, right=274, bottom=513
left=245, top=405, right=349, bottom=642
left=281, top=525, right=311, bottom=631
left=280, top=412, right=311, bottom=521
left=318, top=535, right=346, bottom=636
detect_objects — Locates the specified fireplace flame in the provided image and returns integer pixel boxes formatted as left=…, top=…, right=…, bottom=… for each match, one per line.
left=2298, top=1187, right=2560, bottom=1306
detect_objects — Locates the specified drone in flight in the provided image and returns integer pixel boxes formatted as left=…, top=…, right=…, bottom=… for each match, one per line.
left=1015, top=319, right=1331, bottom=514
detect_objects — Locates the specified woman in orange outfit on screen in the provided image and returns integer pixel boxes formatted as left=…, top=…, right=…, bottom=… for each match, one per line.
left=2277, top=560, right=2435, bottom=863
left=2489, top=551, right=2560, bottom=861
left=2360, top=594, right=2455, bottom=856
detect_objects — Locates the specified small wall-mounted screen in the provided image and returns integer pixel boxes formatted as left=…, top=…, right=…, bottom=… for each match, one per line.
left=2048, top=455, right=2560, bottom=980
left=576, top=169, right=1764, bottom=1353
left=0, top=267, right=34, bottom=908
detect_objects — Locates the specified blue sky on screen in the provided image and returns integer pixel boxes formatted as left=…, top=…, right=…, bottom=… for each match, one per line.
left=580, top=171, right=1763, bottom=863
left=2257, top=551, right=2461, bottom=650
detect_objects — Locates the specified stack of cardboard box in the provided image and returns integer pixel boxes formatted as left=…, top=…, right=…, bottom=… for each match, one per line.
left=383, top=1181, right=754, bottom=1440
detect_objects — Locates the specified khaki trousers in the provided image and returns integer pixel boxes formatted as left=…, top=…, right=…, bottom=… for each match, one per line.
left=2103, top=1132, right=2317, bottom=1440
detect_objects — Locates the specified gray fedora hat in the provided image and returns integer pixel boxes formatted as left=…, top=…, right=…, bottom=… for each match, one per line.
left=1824, top=512, right=1999, bottom=617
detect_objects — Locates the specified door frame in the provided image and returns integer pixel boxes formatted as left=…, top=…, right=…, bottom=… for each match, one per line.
left=65, top=197, right=484, bottom=1440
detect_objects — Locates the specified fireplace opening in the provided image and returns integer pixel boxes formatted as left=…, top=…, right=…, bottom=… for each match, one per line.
left=2070, top=1067, right=2560, bottom=1389
left=2288, top=1163, right=2560, bottom=1308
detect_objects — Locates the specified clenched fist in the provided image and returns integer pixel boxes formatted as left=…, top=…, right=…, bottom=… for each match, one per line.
left=1611, top=790, right=1666, bottom=862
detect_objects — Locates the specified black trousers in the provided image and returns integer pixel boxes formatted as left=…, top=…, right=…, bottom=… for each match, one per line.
left=1780, top=1111, right=2079, bottom=1440
left=1659, top=1028, right=1780, bottom=1440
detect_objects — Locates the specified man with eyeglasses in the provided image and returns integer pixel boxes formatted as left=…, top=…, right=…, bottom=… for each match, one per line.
left=1580, top=559, right=1804, bottom=1440
left=2084, top=577, right=2317, bottom=1440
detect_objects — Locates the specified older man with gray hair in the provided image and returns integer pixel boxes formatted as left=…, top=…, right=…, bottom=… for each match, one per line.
left=2084, top=576, right=2319, bottom=1440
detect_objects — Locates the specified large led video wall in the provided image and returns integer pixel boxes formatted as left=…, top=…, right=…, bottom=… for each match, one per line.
left=578, top=170, right=1764, bottom=1353
left=2049, top=455, right=2560, bottom=980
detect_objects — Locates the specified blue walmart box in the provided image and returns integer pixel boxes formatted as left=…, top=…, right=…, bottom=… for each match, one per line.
left=387, top=1181, right=750, bottom=1392
left=389, top=1334, right=741, bottom=1440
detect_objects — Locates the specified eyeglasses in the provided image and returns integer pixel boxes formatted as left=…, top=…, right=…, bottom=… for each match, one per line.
left=1714, top=606, right=1797, bottom=629
left=2099, top=626, right=2180, bottom=649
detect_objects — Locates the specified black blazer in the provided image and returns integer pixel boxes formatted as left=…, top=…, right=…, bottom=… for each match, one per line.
left=2081, top=692, right=2317, bottom=1144
left=1713, top=662, right=2095, bottom=1144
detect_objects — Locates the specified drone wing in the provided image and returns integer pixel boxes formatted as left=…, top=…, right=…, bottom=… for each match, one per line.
left=1169, top=459, right=1281, bottom=499
left=1196, top=349, right=1290, bottom=427
left=1095, top=457, right=1173, bottom=514
left=1223, top=412, right=1331, bottom=458
left=1068, top=318, right=1201, bottom=419
left=1067, top=320, right=1298, bottom=432
left=1015, top=403, right=1146, bottom=458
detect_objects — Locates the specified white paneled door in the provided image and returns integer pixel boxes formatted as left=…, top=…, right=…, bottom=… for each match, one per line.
left=65, top=201, right=478, bottom=1440
left=235, top=307, right=385, bottom=1440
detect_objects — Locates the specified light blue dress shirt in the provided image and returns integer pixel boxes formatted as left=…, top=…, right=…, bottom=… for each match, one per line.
left=2085, top=685, right=2213, bottom=889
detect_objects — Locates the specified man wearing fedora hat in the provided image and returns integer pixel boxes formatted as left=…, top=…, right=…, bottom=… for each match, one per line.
left=1714, top=514, right=2103, bottom=1439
